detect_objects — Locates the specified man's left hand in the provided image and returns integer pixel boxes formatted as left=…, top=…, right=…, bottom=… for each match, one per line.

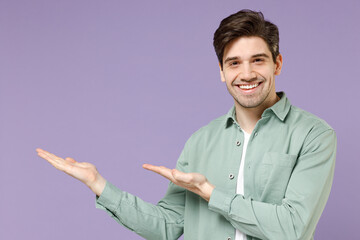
left=143, top=164, right=215, bottom=202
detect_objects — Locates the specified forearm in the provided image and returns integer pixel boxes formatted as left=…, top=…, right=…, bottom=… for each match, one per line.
left=209, top=192, right=297, bottom=239
left=96, top=181, right=184, bottom=240
left=209, top=179, right=332, bottom=240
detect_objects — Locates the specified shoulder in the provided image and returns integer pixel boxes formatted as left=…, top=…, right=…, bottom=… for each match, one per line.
left=193, top=114, right=227, bottom=136
left=288, top=105, right=334, bottom=132
left=184, top=113, right=228, bottom=148
left=287, top=105, right=336, bottom=148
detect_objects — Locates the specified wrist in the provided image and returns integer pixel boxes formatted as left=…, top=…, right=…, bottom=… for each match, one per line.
left=88, top=173, right=106, bottom=196
left=200, top=181, right=215, bottom=202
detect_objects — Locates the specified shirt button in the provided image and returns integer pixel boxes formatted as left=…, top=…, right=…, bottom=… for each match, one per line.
left=227, top=237, right=232, bottom=240
left=229, top=174, right=235, bottom=180
left=254, top=132, right=258, bottom=137
left=236, top=140, right=241, bottom=146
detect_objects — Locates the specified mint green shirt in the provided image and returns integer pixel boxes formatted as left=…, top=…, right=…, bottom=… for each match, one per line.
left=96, top=92, right=336, bottom=240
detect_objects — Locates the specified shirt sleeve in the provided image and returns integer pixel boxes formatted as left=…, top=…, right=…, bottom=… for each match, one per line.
left=95, top=149, right=188, bottom=240
left=208, top=129, right=337, bottom=240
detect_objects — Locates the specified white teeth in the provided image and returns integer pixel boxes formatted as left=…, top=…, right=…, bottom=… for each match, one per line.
left=239, top=83, right=259, bottom=89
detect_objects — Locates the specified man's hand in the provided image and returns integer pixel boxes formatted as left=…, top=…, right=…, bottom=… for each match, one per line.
left=143, top=164, right=215, bottom=202
left=36, top=148, right=106, bottom=196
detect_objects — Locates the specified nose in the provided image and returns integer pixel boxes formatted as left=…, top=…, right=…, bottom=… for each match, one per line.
left=238, top=62, right=256, bottom=81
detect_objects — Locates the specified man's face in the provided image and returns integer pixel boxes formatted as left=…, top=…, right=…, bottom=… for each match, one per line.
left=220, top=36, right=282, bottom=109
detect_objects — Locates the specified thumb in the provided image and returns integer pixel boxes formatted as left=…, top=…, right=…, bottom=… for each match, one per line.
left=172, top=169, right=190, bottom=183
left=65, top=157, right=76, bottom=163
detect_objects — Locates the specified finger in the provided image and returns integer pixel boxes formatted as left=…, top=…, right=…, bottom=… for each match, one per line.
left=142, top=164, right=163, bottom=172
left=36, top=148, right=44, bottom=153
left=37, top=151, right=65, bottom=170
left=142, top=164, right=169, bottom=175
left=36, top=148, right=53, bottom=155
left=37, top=148, right=51, bottom=156
left=37, top=150, right=74, bottom=174
left=143, top=164, right=175, bottom=182
left=37, top=149, right=59, bottom=162
left=41, top=149, right=61, bottom=160
left=39, top=151, right=63, bottom=166
left=36, top=148, right=61, bottom=162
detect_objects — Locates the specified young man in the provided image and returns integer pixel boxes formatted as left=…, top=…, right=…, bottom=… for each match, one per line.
left=37, top=10, right=336, bottom=240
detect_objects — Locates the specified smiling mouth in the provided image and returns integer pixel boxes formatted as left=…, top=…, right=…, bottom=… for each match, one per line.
left=236, top=82, right=262, bottom=90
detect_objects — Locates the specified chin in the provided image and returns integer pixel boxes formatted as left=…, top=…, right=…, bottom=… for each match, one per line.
left=234, top=95, right=267, bottom=109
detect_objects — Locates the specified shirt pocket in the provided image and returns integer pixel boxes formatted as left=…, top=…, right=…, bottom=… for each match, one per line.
left=258, top=152, right=297, bottom=204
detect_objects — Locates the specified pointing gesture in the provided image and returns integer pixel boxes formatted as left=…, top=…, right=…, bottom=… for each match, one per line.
left=36, top=148, right=106, bottom=196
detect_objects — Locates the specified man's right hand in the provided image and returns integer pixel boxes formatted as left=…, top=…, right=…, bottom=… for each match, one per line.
left=36, top=148, right=106, bottom=196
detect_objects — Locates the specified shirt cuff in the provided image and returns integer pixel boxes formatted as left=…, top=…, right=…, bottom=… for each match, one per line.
left=208, top=187, right=234, bottom=215
left=95, top=181, right=123, bottom=212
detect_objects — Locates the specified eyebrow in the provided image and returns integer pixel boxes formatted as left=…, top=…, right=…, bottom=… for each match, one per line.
left=252, top=53, right=270, bottom=59
left=223, top=53, right=270, bottom=64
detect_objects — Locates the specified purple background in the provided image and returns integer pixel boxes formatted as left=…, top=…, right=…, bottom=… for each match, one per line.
left=1, top=0, right=359, bottom=239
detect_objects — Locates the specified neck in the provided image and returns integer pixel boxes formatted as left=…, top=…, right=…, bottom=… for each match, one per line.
left=235, top=94, right=280, bottom=134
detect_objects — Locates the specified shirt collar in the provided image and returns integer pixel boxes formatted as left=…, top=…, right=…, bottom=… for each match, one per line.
left=224, top=91, right=291, bottom=128
left=224, top=105, right=237, bottom=128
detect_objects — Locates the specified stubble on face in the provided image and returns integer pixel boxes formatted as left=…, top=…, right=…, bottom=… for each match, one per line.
left=227, top=76, right=272, bottom=109
left=221, top=37, right=279, bottom=111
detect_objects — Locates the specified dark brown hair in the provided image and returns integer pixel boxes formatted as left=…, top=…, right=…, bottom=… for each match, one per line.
left=213, top=9, right=280, bottom=69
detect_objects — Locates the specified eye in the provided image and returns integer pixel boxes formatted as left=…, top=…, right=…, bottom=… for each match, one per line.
left=253, top=58, right=264, bottom=63
left=229, top=61, right=240, bottom=67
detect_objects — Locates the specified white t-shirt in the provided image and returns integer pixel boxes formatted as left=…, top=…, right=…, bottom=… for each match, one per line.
left=235, top=130, right=251, bottom=240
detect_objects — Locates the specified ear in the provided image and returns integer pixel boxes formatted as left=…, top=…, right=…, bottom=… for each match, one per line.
left=219, top=63, right=226, bottom=82
left=274, top=54, right=283, bottom=75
